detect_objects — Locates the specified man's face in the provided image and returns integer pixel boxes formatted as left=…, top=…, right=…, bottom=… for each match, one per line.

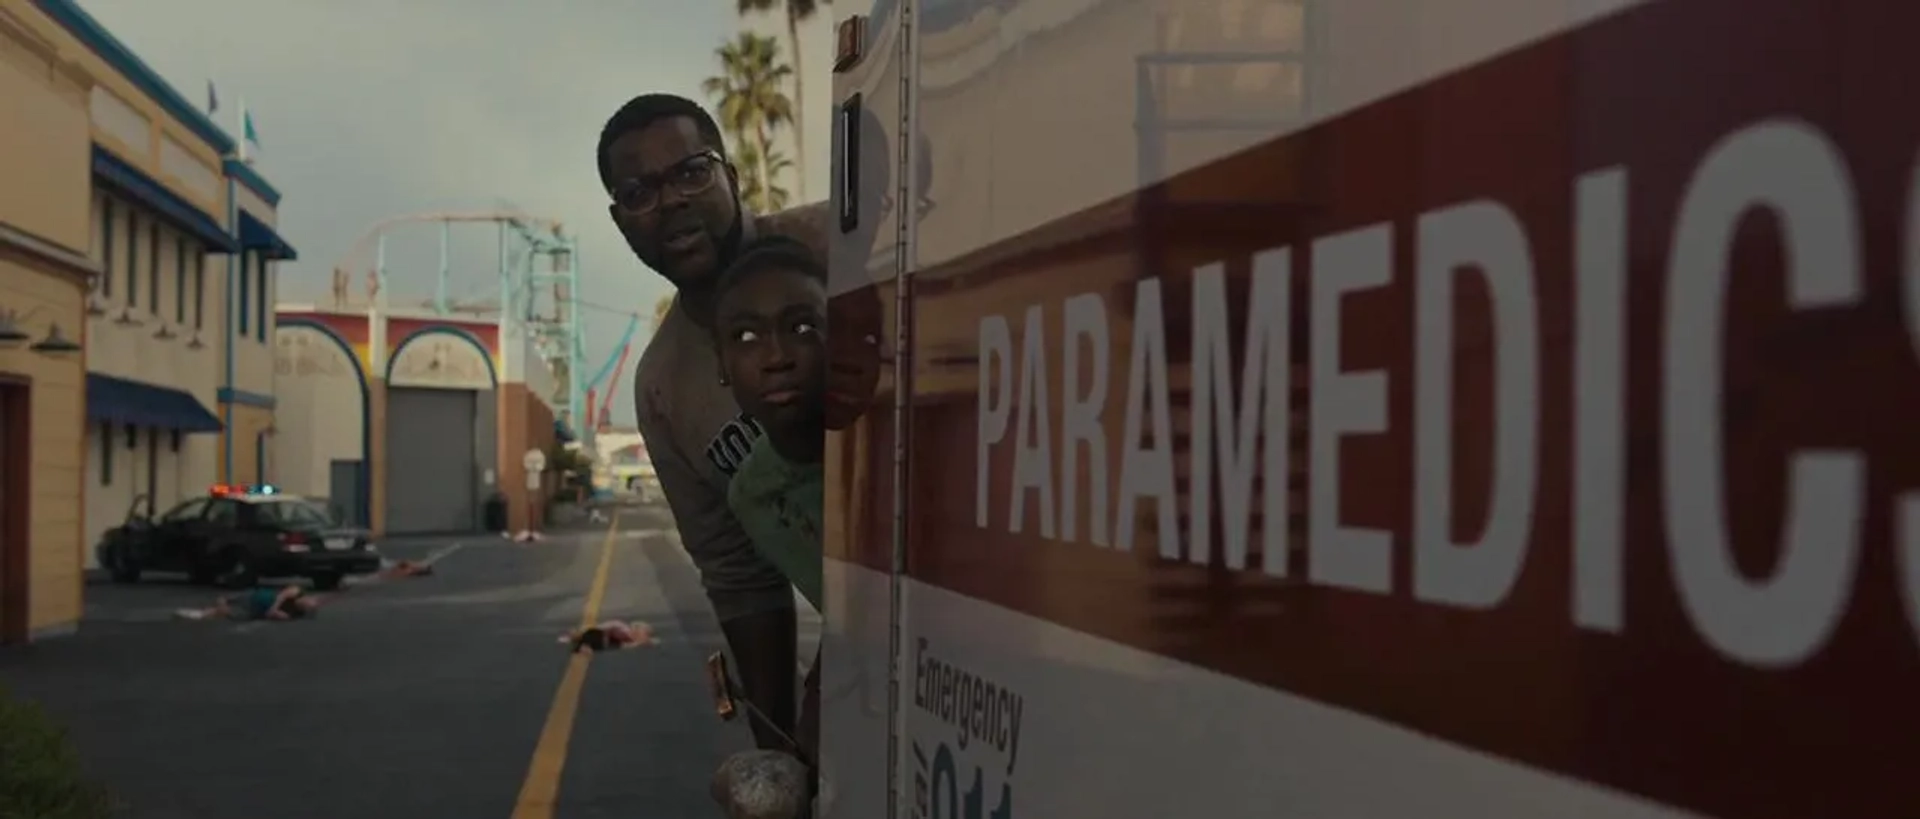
left=605, top=117, right=740, bottom=288
left=716, top=266, right=828, bottom=434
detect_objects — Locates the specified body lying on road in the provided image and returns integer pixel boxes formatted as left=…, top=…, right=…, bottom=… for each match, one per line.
left=559, top=620, right=657, bottom=653
left=383, top=560, right=435, bottom=578
left=174, top=585, right=321, bottom=621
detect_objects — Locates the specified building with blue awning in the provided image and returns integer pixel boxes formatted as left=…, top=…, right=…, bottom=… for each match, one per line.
left=0, top=0, right=300, bottom=639
left=79, top=131, right=237, bottom=560
left=21, top=0, right=294, bottom=568
left=223, top=157, right=291, bottom=491
left=85, top=373, right=224, bottom=433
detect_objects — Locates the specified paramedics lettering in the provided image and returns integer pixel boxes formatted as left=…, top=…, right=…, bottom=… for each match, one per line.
left=972, top=118, right=1920, bottom=669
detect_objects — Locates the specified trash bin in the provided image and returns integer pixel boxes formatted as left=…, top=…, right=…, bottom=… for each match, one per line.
left=483, top=491, right=508, bottom=532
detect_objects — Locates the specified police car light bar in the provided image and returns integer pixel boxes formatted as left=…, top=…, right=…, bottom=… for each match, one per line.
left=210, top=484, right=279, bottom=497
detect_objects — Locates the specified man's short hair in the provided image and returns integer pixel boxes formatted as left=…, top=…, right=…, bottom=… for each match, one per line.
left=715, top=235, right=827, bottom=301
left=596, top=94, right=728, bottom=191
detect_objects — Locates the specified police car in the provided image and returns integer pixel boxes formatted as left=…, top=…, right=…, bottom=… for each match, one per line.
left=96, top=485, right=382, bottom=590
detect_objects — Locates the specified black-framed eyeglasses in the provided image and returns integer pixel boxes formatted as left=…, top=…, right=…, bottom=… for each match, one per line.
left=610, top=150, right=726, bottom=215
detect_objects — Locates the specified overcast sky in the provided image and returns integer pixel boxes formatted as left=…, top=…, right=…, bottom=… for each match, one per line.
left=79, top=0, right=835, bottom=426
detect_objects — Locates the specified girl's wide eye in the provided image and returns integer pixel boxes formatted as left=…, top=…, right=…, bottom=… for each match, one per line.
left=733, top=328, right=759, bottom=343
left=793, top=321, right=819, bottom=335
left=862, top=333, right=880, bottom=347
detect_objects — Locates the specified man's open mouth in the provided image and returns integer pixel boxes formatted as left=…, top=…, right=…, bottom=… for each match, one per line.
left=664, top=226, right=704, bottom=252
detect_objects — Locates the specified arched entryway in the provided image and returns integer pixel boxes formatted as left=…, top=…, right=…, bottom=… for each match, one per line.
left=384, top=327, right=497, bottom=533
left=273, top=320, right=371, bottom=525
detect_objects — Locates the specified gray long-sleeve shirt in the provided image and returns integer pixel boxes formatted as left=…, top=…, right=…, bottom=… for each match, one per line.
left=631, top=204, right=829, bottom=621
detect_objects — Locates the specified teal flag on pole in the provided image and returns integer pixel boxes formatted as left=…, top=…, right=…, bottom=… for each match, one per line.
left=237, top=98, right=260, bottom=162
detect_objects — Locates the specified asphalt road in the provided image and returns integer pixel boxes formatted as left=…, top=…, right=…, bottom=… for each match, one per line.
left=0, top=503, right=822, bottom=819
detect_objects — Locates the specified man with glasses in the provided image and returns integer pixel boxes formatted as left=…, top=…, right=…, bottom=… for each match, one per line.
left=597, top=93, right=826, bottom=758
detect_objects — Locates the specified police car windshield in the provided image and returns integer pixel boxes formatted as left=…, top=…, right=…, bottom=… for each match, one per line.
left=251, top=498, right=335, bottom=529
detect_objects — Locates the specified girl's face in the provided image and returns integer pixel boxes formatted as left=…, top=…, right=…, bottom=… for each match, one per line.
left=824, top=287, right=885, bottom=431
left=715, top=267, right=828, bottom=434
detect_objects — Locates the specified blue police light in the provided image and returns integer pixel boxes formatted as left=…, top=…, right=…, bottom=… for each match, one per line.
left=211, top=483, right=279, bottom=497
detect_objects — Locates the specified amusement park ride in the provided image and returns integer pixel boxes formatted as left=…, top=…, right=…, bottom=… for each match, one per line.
left=327, top=211, right=646, bottom=446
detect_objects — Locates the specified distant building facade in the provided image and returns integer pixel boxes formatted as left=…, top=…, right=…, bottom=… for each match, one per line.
left=274, top=305, right=568, bottom=535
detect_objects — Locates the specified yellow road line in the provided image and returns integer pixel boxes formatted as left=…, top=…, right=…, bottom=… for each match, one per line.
left=511, top=512, right=621, bottom=819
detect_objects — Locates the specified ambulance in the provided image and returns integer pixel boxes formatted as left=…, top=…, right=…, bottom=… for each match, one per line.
left=819, top=0, right=1920, bottom=816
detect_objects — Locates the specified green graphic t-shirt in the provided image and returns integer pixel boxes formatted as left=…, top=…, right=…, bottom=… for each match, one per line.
left=725, top=442, right=825, bottom=613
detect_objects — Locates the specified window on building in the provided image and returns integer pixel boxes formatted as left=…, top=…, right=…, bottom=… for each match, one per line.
left=175, top=238, right=188, bottom=324
left=99, top=422, right=112, bottom=486
left=148, top=221, right=161, bottom=315
left=170, top=430, right=181, bottom=452
left=127, top=212, right=139, bottom=309
left=100, top=200, right=115, bottom=297
left=125, top=424, right=137, bottom=449
left=258, top=264, right=269, bottom=342
left=193, top=254, right=205, bottom=330
left=146, top=429, right=159, bottom=502
left=238, top=253, right=250, bottom=336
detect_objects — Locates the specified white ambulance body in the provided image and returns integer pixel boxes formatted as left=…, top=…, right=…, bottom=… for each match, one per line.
left=820, top=0, right=1920, bottom=816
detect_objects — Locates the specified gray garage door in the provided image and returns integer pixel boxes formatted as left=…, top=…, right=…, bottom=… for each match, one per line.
left=386, top=387, right=479, bottom=534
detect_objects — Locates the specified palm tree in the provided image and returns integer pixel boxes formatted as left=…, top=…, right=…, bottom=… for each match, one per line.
left=736, top=141, right=795, bottom=212
left=736, top=0, right=823, bottom=200
left=757, top=148, right=796, bottom=211
left=701, top=32, right=795, bottom=213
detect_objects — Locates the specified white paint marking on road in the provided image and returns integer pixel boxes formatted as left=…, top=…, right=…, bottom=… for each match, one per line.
left=418, top=542, right=466, bottom=567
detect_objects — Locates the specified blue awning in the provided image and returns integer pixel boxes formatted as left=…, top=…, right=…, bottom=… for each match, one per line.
left=90, top=145, right=239, bottom=254
left=238, top=210, right=298, bottom=261
left=86, top=373, right=224, bottom=433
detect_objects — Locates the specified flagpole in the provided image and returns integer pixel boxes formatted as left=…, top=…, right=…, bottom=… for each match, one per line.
left=238, top=97, right=251, bottom=164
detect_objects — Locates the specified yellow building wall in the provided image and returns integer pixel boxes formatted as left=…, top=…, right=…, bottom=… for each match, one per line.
left=231, top=249, right=277, bottom=397
left=2, top=0, right=224, bottom=221
left=0, top=260, right=89, bottom=637
left=0, top=3, right=92, bottom=639
left=217, top=403, right=274, bottom=486
left=86, top=192, right=224, bottom=391
left=0, top=3, right=91, bottom=252
left=1, top=0, right=228, bottom=223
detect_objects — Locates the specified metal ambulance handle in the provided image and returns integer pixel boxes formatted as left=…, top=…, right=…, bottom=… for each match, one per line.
left=838, top=93, right=862, bottom=234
